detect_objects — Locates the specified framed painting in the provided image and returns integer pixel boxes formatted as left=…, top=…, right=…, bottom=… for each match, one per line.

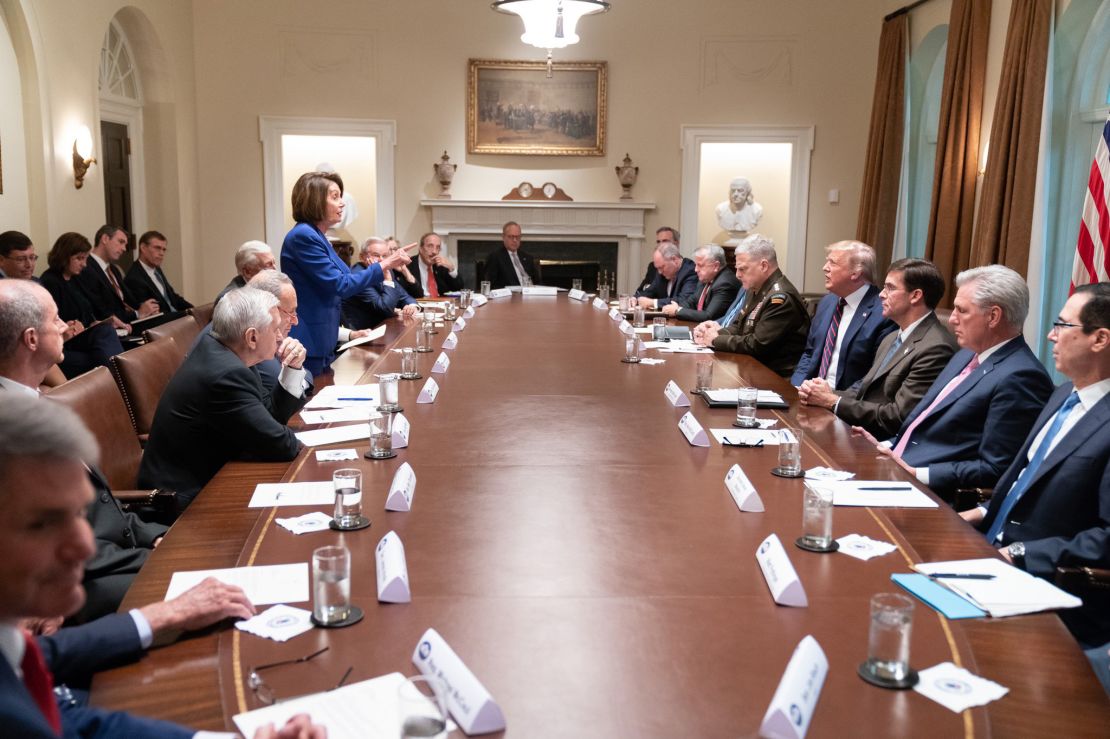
left=467, top=58, right=607, bottom=156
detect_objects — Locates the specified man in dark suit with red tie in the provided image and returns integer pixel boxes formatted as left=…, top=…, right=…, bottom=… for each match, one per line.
left=660, top=244, right=739, bottom=323
left=123, top=230, right=193, bottom=314
left=75, top=225, right=160, bottom=329
left=397, top=232, right=464, bottom=298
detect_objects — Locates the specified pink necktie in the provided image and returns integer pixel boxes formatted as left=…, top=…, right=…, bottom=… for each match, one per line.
left=892, top=356, right=980, bottom=458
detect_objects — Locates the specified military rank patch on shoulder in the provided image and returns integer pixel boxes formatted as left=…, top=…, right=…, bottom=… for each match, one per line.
left=769, top=294, right=786, bottom=305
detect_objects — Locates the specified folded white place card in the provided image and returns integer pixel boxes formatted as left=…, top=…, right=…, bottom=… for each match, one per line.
left=835, top=534, right=897, bottom=561
left=294, top=422, right=370, bottom=448
left=678, top=411, right=710, bottom=447
left=165, top=563, right=309, bottom=605
left=522, top=285, right=557, bottom=296
left=412, top=628, right=507, bottom=735
left=235, top=604, right=314, bottom=643
left=417, top=377, right=439, bottom=403
left=315, top=448, right=358, bottom=462
left=488, top=288, right=512, bottom=299
left=249, top=481, right=334, bottom=508
left=392, top=413, right=410, bottom=448
left=386, top=461, right=416, bottom=512
left=593, top=297, right=607, bottom=310
left=759, top=635, right=828, bottom=739
left=725, top=464, right=764, bottom=512
left=618, top=319, right=635, bottom=336
left=442, top=332, right=459, bottom=350
left=463, top=306, right=475, bottom=318
left=375, top=531, right=411, bottom=603
left=275, top=512, right=334, bottom=535
left=471, top=293, right=489, bottom=306
left=913, top=662, right=1009, bottom=713
left=453, top=317, right=466, bottom=331
left=567, top=288, right=586, bottom=301
left=756, top=534, right=808, bottom=607
left=609, top=307, right=622, bottom=321
left=432, top=352, right=451, bottom=374
left=664, top=380, right=691, bottom=407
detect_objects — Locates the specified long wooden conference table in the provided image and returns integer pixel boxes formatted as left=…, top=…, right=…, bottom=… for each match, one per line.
left=91, top=294, right=1110, bottom=737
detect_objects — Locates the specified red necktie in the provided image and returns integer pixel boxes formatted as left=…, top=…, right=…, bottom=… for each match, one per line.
left=818, top=298, right=847, bottom=379
left=21, top=631, right=62, bottom=734
left=696, top=284, right=710, bottom=311
left=426, top=266, right=439, bottom=298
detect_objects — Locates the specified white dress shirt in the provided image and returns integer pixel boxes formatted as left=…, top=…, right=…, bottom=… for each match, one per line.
left=824, top=283, right=871, bottom=388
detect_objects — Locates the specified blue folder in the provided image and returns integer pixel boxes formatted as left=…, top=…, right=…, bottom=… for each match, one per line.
left=891, top=574, right=987, bottom=619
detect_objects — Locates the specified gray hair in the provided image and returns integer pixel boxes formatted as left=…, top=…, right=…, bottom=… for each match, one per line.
left=0, top=280, right=47, bottom=357
left=359, top=237, right=386, bottom=259
left=211, top=287, right=278, bottom=345
left=234, top=240, right=273, bottom=272
left=735, top=233, right=777, bottom=264
left=695, top=244, right=727, bottom=269
left=0, top=395, right=99, bottom=485
left=247, top=269, right=293, bottom=299
left=656, top=242, right=682, bottom=261
left=955, top=265, right=1029, bottom=327
left=827, top=240, right=877, bottom=283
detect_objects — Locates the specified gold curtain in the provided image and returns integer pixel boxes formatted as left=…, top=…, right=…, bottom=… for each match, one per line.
left=856, top=14, right=908, bottom=277
left=923, top=0, right=991, bottom=306
left=970, top=0, right=1051, bottom=274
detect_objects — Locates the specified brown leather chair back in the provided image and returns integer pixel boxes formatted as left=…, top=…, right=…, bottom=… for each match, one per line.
left=110, top=337, right=183, bottom=438
left=44, top=366, right=142, bottom=491
left=144, top=314, right=201, bottom=352
left=189, top=301, right=215, bottom=328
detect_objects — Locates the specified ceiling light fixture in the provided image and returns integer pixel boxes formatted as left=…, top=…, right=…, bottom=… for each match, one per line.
left=492, top=1, right=610, bottom=51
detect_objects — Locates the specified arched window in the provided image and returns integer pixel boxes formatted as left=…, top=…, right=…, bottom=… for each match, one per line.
left=99, top=19, right=141, bottom=105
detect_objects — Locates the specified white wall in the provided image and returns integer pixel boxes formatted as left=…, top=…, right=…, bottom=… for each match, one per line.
left=0, top=5, right=30, bottom=239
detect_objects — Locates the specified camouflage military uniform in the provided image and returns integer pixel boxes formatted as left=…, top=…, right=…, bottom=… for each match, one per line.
left=711, top=268, right=810, bottom=377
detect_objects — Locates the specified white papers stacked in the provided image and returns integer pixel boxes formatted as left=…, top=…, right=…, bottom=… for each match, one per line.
left=808, top=480, right=939, bottom=508
left=305, top=384, right=379, bottom=409
left=295, top=422, right=370, bottom=447
left=709, top=428, right=783, bottom=445
left=235, top=605, right=314, bottom=642
left=913, top=558, right=1082, bottom=617
left=835, top=534, right=897, bottom=561
left=300, top=407, right=376, bottom=425
left=656, top=341, right=713, bottom=354
left=336, top=326, right=386, bottom=353
left=702, top=388, right=786, bottom=404
left=275, top=512, right=334, bottom=535
left=914, top=662, right=1009, bottom=712
left=165, top=563, right=309, bottom=605
left=249, top=481, right=334, bottom=508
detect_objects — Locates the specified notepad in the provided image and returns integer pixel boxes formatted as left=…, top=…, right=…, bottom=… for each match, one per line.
left=913, top=558, right=1082, bottom=617
left=806, top=480, right=939, bottom=508
left=892, top=574, right=987, bottom=619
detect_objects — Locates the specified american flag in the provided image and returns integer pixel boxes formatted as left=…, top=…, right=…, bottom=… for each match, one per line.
left=1071, top=114, right=1110, bottom=290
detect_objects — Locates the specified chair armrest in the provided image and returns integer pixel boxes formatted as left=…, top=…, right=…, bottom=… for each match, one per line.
left=1055, top=566, right=1110, bottom=592
left=953, top=487, right=993, bottom=512
left=112, top=489, right=176, bottom=513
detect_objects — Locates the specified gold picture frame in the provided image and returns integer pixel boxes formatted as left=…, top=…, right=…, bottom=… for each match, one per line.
left=467, top=58, right=607, bottom=156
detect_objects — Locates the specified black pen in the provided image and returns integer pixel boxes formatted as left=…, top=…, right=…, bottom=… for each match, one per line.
left=858, top=486, right=914, bottom=491
left=927, top=573, right=996, bottom=580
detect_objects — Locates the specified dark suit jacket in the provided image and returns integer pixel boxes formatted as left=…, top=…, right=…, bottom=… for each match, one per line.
left=833, top=312, right=958, bottom=438
left=791, top=285, right=896, bottom=390
left=397, top=262, right=464, bottom=298
left=894, top=338, right=1053, bottom=496
left=636, top=262, right=659, bottom=293
left=672, top=268, right=741, bottom=323
left=138, top=333, right=305, bottom=513
left=634, top=258, right=698, bottom=308
left=214, top=274, right=246, bottom=305
left=124, top=262, right=192, bottom=313
left=342, top=278, right=415, bottom=330
left=483, top=247, right=540, bottom=289
left=981, top=382, right=1110, bottom=646
left=75, top=259, right=139, bottom=322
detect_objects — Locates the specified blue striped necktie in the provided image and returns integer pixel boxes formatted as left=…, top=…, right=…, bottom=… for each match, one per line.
left=720, top=289, right=748, bottom=327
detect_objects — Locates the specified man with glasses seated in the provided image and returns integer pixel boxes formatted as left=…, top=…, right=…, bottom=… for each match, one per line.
left=0, top=231, right=39, bottom=281
left=634, top=226, right=680, bottom=293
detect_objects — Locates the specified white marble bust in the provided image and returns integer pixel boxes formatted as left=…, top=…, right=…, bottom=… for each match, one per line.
left=715, top=177, right=763, bottom=233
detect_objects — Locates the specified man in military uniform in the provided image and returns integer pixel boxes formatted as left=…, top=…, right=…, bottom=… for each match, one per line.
left=693, top=233, right=810, bottom=377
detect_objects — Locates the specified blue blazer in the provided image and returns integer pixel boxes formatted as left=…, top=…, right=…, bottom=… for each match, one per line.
left=342, top=266, right=416, bottom=330
left=791, top=285, right=895, bottom=390
left=895, top=337, right=1054, bottom=495
left=634, top=258, right=698, bottom=307
left=981, top=382, right=1110, bottom=646
left=281, top=222, right=384, bottom=373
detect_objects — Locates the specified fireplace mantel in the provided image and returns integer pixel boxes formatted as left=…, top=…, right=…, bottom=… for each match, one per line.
left=420, top=199, right=655, bottom=293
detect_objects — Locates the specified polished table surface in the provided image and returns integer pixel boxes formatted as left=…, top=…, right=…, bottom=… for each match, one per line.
left=91, top=295, right=1110, bottom=737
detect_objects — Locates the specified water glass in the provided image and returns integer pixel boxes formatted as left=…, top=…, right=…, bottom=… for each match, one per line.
left=312, top=545, right=351, bottom=625
left=800, top=482, right=834, bottom=549
left=459, top=289, right=472, bottom=310
left=415, top=326, right=433, bottom=352
left=572, top=278, right=583, bottom=292
left=368, top=411, right=396, bottom=458
left=598, top=284, right=611, bottom=303
left=864, top=593, right=915, bottom=683
left=633, top=305, right=646, bottom=328
left=778, top=427, right=803, bottom=474
left=376, top=373, right=401, bottom=412
left=695, top=359, right=714, bottom=394
left=480, top=280, right=491, bottom=296
left=624, top=337, right=640, bottom=362
left=444, top=302, right=458, bottom=321
left=332, top=469, right=362, bottom=529
left=398, top=675, right=449, bottom=739
left=400, top=348, right=419, bottom=379
left=735, top=386, right=758, bottom=427
left=618, top=293, right=632, bottom=312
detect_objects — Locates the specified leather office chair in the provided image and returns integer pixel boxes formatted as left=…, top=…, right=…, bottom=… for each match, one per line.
left=188, top=301, right=215, bottom=328
left=110, top=337, right=183, bottom=441
left=144, top=314, right=201, bottom=351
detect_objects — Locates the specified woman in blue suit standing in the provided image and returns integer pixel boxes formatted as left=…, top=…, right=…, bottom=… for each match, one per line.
left=281, top=171, right=411, bottom=374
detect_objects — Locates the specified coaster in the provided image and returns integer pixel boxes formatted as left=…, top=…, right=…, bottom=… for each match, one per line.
left=733, top=420, right=760, bottom=429
left=329, top=516, right=371, bottom=532
left=795, top=536, right=839, bottom=553
left=857, top=662, right=919, bottom=690
left=400, top=373, right=423, bottom=381
left=690, top=388, right=703, bottom=396
left=771, top=466, right=805, bottom=479
left=620, top=357, right=641, bottom=364
left=414, top=347, right=434, bottom=353
left=311, top=605, right=364, bottom=629
left=364, top=449, right=398, bottom=460
left=376, top=404, right=403, bottom=414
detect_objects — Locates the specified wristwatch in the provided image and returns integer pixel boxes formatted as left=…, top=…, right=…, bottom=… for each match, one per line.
left=1007, top=541, right=1026, bottom=566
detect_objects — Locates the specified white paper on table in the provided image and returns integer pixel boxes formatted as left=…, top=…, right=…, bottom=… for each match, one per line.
left=805, top=466, right=854, bottom=481
left=657, top=342, right=714, bottom=354
left=305, top=383, right=380, bottom=409
left=295, top=422, right=370, bottom=447
left=165, top=563, right=308, bottom=605
left=809, top=480, right=939, bottom=508
left=835, top=534, right=897, bottom=561
left=522, top=285, right=558, bottom=296
left=710, top=428, right=783, bottom=446
left=702, top=388, right=785, bottom=404
left=300, top=407, right=376, bottom=425
left=249, top=481, right=335, bottom=508
left=234, top=604, right=315, bottom=642
left=633, top=326, right=655, bottom=334
left=641, top=340, right=671, bottom=349
left=233, top=672, right=457, bottom=739
left=275, top=512, right=334, bottom=535
left=913, top=558, right=1082, bottom=617
left=336, top=326, right=387, bottom=353
left=315, top=448, right=358, bottom=462
left=913, top=662, right=1009, bottom=713
left=639, top=357, right=666, bottom=365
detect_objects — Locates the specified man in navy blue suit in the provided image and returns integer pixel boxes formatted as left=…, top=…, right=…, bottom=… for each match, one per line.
left=861, top=265, right=1054, bottom=502
left=792, top=240, right=896, bottom=391
left=0, top=230, right=39, bottom=280
left=343, top=237, right=420, bottom=329
left=635, top=241, right=698, bottom=310
left=0, top=395, right=323, bottom=738
left=961, top=282, right=1110, bottom=655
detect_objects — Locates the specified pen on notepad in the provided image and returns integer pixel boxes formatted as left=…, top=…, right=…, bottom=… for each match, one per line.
left=336, top=397, right=372, bottom=401
left=927, top=573, right=997, bottom=580
left=858, top=486, right=914, bottom=491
